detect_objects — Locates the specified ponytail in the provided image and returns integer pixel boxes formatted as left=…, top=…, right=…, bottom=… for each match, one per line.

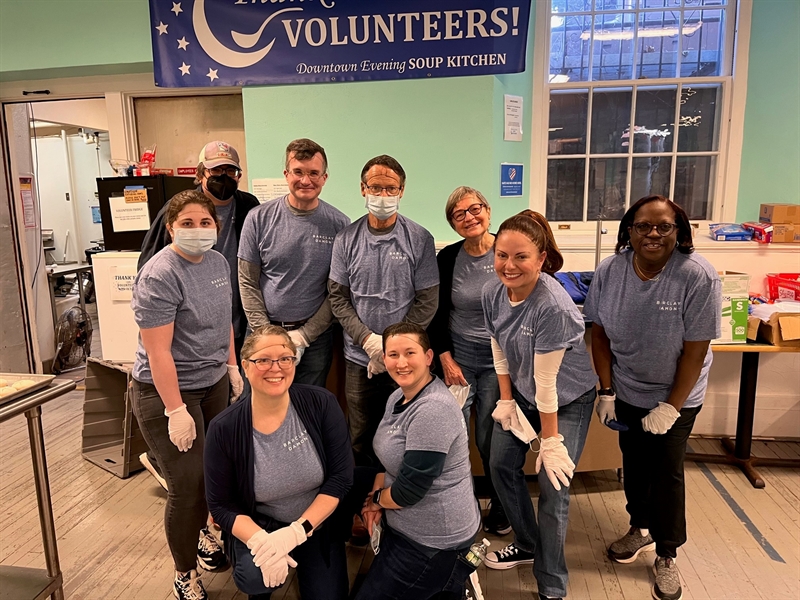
left=496, top=210, right=564, bottom=275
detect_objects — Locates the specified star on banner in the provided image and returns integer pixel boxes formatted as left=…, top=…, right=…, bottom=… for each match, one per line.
left=179, top=62, right=191, bottom=76
left=177, top=37, right=189, bottom=51
left=206, top=68, right=219, bottom=82
left=156, top=21, right=168, bottom=35
left=171, top=2, right=183, bottom=16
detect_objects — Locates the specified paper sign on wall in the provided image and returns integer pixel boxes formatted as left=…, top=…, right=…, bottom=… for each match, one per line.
left=19, top=176, right=36, bottom=229
left=123, top=186, right=148, bottom=203
left=252, top=179, right=290, bottom=204
left=500, top=163, right=524, bottom=197
left=109, top=196, right=151, bottom=232
left=504, top=95, right=523, bottom=142
left=110, top=265, right=137, bottom=302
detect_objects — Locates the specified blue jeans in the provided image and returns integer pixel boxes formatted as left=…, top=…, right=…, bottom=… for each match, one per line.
left=450, top=332, right=500, bottom=502
left=294, top=325, right=335, bottom=387
left=489, top=387, right=595, bottom=599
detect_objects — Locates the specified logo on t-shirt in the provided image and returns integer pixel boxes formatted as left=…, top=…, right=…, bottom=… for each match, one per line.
left=387, top=423, right=402, bottom=435
left=211, top=277, right=229, bottom=289
left=283, top=429, right=310, bottom=451
left=389, top=251, right=409, bottom=261
left=312, top=234, right=335, bottom=245
left=481, top=264, right=495, bottom=274
left=520, top=324, right=534, bottom=337
left=656, top=300, right=682, bottom=312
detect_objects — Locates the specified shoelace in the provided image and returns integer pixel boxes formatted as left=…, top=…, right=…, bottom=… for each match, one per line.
left=198, top=532, right=221, bottom=554
left=497, top=544, right=520, bottom=559
left=176, top=574, right=205, bottom=600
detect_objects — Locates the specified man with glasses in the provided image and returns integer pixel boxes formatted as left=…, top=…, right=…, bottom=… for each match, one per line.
left=328, top=155, right=439, bottom=468
left=238, top=138, right=350, bottom=387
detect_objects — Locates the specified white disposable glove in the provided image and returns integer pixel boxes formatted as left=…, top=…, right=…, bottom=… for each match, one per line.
left=247, top=529, right=298, bottom=588
left=362, top=333, right=384, bottom=363
left=642, top=402, right=680, bottom=435
left=366, top=357, right=387, bottom=379
left=596, top=393, right=617, bottom=425
left=288, top=329, right=310, bottom=350
left=164, top=404, right=196, bottom=452
left=535, top=434, right=575, bottom=491
left=250, top=521, right=307, bottom=568
left=227, top=365, right=244, bottom=402
left=448, top=384, right=471, bottom=409
left=491, top=399, right=520, bottom=432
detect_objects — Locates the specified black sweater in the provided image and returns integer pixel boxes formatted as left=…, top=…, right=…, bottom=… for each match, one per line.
left=427, top=239, right=467, bottom=359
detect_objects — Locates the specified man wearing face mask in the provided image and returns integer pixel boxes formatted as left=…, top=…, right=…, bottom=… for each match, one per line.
left=328, top=155, right=439, bottom=468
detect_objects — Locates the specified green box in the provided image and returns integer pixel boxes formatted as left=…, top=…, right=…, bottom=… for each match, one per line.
left=713, top=296, right=749, bottom=344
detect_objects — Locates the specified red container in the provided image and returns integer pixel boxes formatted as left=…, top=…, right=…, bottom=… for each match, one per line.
left=767, top=273, right=800, bottom=302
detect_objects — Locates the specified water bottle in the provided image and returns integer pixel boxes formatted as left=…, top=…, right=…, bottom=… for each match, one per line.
left=464, top=538, right=491, bottom=567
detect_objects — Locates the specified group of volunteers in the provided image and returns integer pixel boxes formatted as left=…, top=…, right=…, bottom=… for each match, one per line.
left=129, top=138, right=722, bottom=600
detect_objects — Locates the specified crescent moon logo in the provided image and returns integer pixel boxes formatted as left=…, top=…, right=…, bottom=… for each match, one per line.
left=193, top=0, right=302, bottom=69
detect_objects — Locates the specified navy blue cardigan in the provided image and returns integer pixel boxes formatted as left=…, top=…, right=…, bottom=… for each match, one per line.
left=204, top=384, right=354, bottom=535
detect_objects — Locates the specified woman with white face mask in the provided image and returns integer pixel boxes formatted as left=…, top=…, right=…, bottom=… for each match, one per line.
left=481, top=210, right=597, bottom=600
left=130, top=190, right=243, bottom=600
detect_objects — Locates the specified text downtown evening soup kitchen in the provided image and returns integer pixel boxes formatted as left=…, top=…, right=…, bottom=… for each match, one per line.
left=296, top=53, right=508, bottom=75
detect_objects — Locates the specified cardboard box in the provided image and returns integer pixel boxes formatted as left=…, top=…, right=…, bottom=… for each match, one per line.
left=760, top=203, right=800, bottom=225
left=750, top=312, right=800, bottom=347
left=718, top=271, right=751, bottom=295
left=771, top=223, right=800, bottom=243
left=712, top=296, right=749, bottom=344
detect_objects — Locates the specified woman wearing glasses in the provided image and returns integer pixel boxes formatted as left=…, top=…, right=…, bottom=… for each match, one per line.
left=583, top=195, right=721, bottom=600
left=205, top=325, right=368, bottom=600
left=428, top=186, right=509, bottom=536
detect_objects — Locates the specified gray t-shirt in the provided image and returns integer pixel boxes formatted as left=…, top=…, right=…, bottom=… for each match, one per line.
left=132, top=247, right=231, bottom=389
left=582, top=249, right=721, bottom=409
left=329, top=214, right=439, bottom=365
left=482, top=274, right=598, bottom=407
left=450, top=246, right=496, bottom=343
left=238, top=196, right=350, bottom=322
left=374, top=377, right=481, bottom=549
left=213, top=200, right=243, bottom=335
left=253, top=402, right=324, bottom=523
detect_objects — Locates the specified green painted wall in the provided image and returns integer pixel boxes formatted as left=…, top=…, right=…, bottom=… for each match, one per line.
left=736, top=0, right=800, bottom=220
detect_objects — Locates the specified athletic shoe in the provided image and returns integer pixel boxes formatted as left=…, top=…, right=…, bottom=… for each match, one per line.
left=539, top=594, right=563, bottom=600
left=652, top=556, right=682, bottom=600
left=139, top=452, right=168, bottom=491
left=484, top=542, right=535, bottom=570
left=197, top=527, right=227, bottom=571
left=608, top=527, right=656, bottom=563
left=482, top=500, right=512, bottom=536
left=173, top=569, right=207, bottom=600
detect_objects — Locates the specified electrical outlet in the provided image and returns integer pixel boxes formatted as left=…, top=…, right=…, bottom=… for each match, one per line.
left=65, top=193, right=70, bottom=201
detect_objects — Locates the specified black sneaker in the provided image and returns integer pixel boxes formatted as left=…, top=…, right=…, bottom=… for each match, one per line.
left=539, top=594, right=563, bottom=600
left=484, top=542, right=535, bottom=570
left=197, top=527, right=227, bottom=571
left=608, top=527, right=656, bottom=564
left=652, top=556, right=682, bottom=600
left=482, top=500, right=512, bottom=536
left=173, top=569, right=207, bottom=600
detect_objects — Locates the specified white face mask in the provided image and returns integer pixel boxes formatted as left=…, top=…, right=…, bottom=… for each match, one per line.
left=172, top=228, right=217, bottom=256
left=511, top=404, right=538, bottom=445
left=365, top=194, right=400, bottom=220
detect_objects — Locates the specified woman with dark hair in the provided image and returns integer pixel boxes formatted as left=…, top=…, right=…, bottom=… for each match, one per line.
left=481, top=210, right=597, bottom=600
left=583, top=195, right=721, bottom=600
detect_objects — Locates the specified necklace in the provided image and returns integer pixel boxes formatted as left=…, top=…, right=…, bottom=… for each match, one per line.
left=633, top=254, right=664, bottom=282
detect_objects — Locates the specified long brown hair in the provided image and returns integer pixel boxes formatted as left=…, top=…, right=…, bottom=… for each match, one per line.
left=495, top=210, right=564, bottom=275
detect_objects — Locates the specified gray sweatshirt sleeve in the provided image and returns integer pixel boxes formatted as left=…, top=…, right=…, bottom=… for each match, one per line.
left=328, top=279, right=372, bottom=347
left=297, top=296, right=335, bottom=343
left=238, top=258, right=269, bottom=330
left=403, top=285, right=439, bottom=329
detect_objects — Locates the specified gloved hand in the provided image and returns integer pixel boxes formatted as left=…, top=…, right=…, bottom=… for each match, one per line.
left=366, top=357, right=387, bottom=379
left=259, top=553, right=298, bottom=588
left=535, top=434, right=575, bottom=491
left=642, top=402, right=680, bottom=435
left=596, top=393, right=616, bottom=425
left=362, top=333, right=384, bottom=363
left=491, top=399, right=520, bottom=432
left=164, top=404, right=196, bottom=452
left=288, top=329, right=310, bottom=351
left=227, top=365, right=244, bottom=402
left=250, top=521, right=307, bottom=568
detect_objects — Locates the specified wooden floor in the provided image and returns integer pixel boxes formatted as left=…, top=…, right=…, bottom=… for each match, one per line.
left=2, top=305, right=798, bottom=598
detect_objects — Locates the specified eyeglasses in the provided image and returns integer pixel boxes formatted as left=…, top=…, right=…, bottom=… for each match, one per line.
left=288, top=169, right=325, bottom=181
left=246, top=356, right=297, bottom=371
left=452, top=203, right=485, bottom=222
left=207, top=166, right=242, bottom=178
left=364, top=184, right=402, bottom=196
left=631, top=222, right=677, bottom=236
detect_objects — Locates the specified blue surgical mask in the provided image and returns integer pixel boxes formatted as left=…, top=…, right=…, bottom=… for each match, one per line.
left=172, top=228, right=217, bottom=256
left=365, top=194, right=400, bottom=220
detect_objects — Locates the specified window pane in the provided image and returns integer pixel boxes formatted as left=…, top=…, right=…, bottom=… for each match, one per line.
left=550, top=15, right=592, bottom=82
left=639, top=0, right=680, bottom=7
left=591, top=88, right=632, bottom=154
left=685, top=0, right=727, bottom=6
left=678, top=84, right=719, bottom=151
left=595, top=0, right=636, bottom=10
left=631, top=156, right=671, bottom=201
left=588, top=158, right=627, bottom=220
left=592, top=13, right=636, bottom=80
left=634, top=87, right=676, bottom=153
left=674, top=156, right=715, bottom=219
left=547, top=159, right=586, bottom=221
left=635, top=11, right=680, bottom=78
left=550, top=0, right=592, bottom=11
left=549, top=91, right=589, bottom=155
left=680, top=9, right=725, bottom=76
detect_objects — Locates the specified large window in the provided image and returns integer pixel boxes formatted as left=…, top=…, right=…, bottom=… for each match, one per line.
left=543, top=0, right=734, bottom=221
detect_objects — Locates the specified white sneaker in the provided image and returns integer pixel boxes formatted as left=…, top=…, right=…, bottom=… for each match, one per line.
left=139, top=452, right=168, bottom=491
left=173, top=569, right=207, bottom=600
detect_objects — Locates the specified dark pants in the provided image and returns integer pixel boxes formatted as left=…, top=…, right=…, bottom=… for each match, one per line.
left=616, top=399, right=701, bottom=559
left=354, top=525, right=473, bottom=600
left=294, top=326, right=335, bottom=388
left=131, top=374, right=229, bottom=572
left=344, top=359, right=397, bottom=468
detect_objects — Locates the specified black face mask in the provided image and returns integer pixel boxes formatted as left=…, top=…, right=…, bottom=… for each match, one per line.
left=206, top=175, right=238, bottom=201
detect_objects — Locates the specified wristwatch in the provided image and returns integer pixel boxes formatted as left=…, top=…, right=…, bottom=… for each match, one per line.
left=598, top=387, right=615, bottom=397
left=298, top=518, right=314, bottom=537
left=372, top=488, right=383, bottom=508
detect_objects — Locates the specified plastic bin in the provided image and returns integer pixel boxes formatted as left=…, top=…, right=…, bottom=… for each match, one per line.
left=766, top=273, right=800, bottom=302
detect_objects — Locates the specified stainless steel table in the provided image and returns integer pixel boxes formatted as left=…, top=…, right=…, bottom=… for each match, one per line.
left=46, top=263, right=93, bottom=329
left=0, top=379, right=76, bottom=600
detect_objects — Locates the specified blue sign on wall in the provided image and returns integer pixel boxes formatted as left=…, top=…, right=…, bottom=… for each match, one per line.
left=149, top=1, right=530, bottom=87
left=500, top=163, right=523, bottom=197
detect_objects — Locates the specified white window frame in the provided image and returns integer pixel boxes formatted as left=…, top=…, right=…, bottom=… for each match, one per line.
left=529, top=0, right=753, bottom=231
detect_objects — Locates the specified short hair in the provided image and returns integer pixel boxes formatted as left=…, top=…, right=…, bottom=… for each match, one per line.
left=382, top=322, right=431, bottom=353
left=241, top=325, right=297, bottom=360
left=285, top=138, right=328, bottom=173
left=496, top=210, right=564, bottom=275
left=164, top=190, right=220, bottom=232
left=615, top=195, right=695, bottom=255
left=360, top=155, right=406, bottom=186
left=444, top=186, right=491, bottom=230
